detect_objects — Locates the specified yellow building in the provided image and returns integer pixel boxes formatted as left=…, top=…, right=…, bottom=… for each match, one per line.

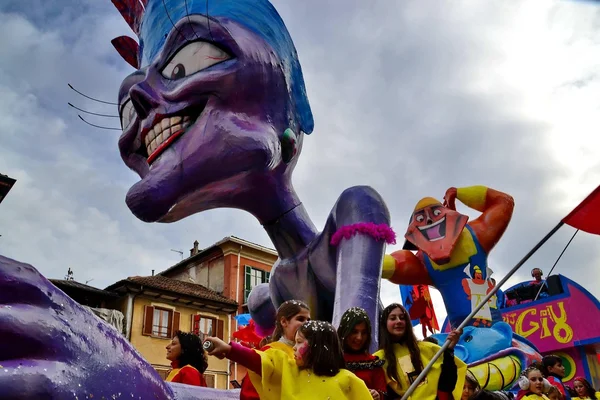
left=106, top=275, right=238, bottom=389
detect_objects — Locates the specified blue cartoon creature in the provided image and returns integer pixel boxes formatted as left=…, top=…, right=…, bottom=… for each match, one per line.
left=432, top=322, right=541, bottom=391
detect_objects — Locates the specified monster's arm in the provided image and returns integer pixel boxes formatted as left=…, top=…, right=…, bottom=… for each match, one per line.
left=382, top=251, right=433, bottom=285
left=447, top=186, right=514, bottom=253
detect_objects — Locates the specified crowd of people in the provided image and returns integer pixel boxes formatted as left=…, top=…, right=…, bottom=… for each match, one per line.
left=511, top=355, right=600, bottom=400
left=160, top=300, right=599, bottom=400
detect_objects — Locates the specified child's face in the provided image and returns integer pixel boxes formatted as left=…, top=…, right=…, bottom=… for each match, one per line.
left=547, top=390, right=560, bottom=400
left=282, top=309, right=310, bottom=341
left=548, top=362, right=565, bottom=378
left=293, top=331, right=309, bottom=368
left=345, top=322, right=369, bottom=352
left=527, top=370, right=545, bottom=394
left=386, top=307, right=407, bottom=338
left=574, top=380, right=587, bottom=397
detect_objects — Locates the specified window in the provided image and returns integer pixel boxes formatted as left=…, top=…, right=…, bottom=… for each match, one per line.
left=153, top=308, right=171, bottom=337
left=204, top=373, right=216, bottom=388
left=192, top=314, right=224, bottom=340
left=244, top=266, right=270, bottom=303
left=142, top=306, right=180, bottom=338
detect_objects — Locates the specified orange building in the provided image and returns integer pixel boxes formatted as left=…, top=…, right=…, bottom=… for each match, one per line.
left=157, top=236, right=278, bottom=385
left=105, top=275, right=238, bottom=389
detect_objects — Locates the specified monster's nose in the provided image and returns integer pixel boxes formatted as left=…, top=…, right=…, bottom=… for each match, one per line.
left=129, top=82, right=159, bottom=120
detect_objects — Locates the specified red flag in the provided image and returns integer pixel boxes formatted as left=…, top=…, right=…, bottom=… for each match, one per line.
left=232, top=320, right=264, bottom=348
left=562, top=185, right=600, bottom=235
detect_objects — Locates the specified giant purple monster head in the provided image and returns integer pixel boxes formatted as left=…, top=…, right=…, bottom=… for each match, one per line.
left=113, top=0, right=313, bottom=223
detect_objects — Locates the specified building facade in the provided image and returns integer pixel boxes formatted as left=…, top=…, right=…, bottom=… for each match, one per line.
left=105, top=275, right=238, bottom=389
left=158, top=236, right=278, bottom=384
left=51, top=236, right=277, bottom=389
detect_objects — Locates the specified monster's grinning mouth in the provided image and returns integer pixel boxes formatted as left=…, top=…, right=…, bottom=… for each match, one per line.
left=136, top=101, right=207, bottom=165
left=418, top=217, right=446, bottom=241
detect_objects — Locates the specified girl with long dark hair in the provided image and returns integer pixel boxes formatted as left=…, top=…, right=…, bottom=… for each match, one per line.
left=572, top=377, right=600, bottom=399
left=337, top=307, right=387, bottom=399
left=165, top=330, right=208, bottom=386
left=375, top=303, right=466, bottom=400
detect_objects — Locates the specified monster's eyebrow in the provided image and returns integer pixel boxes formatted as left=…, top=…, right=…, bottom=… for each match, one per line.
left=158, top=16, right=236, bottom=67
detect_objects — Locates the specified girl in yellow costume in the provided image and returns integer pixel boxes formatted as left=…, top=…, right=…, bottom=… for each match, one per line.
left=206, top=320, right=371, bottom=399
left=518, top=366, right=551, bottom=400
left=374, top=303, right=467, bottom=400
left=240, top=299, right=310, bottom=400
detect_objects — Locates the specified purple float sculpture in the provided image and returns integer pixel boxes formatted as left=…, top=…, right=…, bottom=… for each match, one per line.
left=0, top=0, right=394, bottom=398
left=114, top=0, right=393, bottom=342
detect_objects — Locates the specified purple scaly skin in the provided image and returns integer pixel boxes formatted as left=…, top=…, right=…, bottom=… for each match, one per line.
left=118, top=15, right=390, bottom=348
left=0, top=255, right=174, bottom=400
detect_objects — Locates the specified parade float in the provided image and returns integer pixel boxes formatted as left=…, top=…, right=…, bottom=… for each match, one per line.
left=436, top=272, right=600, bottom=392
left=502, top=274, right=600, bottom=390
left=1, top=0, right=599, bottom=398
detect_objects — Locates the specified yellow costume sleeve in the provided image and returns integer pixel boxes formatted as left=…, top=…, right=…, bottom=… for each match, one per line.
left=374, top=341, right=467, bottom=400
left=457, top=185, right=488, bottom=211
left=521, top=394, right=550, bottom=400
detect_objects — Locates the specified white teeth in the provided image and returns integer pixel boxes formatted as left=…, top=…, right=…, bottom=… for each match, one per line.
left=145, top=116, right=194, bottom=157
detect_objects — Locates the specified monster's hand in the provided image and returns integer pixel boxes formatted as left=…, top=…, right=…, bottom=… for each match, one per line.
left=443, top=187, right=458, bottom=211
left=0, top=255, right=174, bottom=400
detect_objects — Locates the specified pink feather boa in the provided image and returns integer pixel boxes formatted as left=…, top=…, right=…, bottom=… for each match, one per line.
left=330, top=222, right=397, bottom=246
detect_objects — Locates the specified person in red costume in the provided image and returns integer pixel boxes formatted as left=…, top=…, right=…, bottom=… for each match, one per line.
left=165, top=330, right=208, bottom=386
left=382, top=185, right=514, bottom=328
left=240, top=300, right=310, bottom=399
left=337, top=307, right=387, bottom=399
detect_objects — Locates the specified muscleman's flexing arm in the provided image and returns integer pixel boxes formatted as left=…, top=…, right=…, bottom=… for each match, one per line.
left=449, top=186, right=514, bottom=254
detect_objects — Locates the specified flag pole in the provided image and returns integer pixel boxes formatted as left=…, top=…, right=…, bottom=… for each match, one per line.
left=400, top=221, right=564, bottom=400
left=533, top=229, right=579, bottom=301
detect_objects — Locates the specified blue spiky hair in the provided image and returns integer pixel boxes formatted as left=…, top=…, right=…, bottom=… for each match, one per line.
left=111, top=0, right=314, bottom=134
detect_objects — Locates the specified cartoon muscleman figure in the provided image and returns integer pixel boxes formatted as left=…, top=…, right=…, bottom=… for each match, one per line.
left=382, top=185, right=514, bottom=328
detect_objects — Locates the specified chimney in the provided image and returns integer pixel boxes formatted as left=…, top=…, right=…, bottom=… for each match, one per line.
left=191, top=240, right=199, bottom=256
left=151, top=269, right=155, bottom=276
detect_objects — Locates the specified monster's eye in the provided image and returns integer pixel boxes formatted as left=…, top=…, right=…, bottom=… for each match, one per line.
left=161, top=41, right=230, bottom=80
left=433, top=209, right=442, bottom=216
left=120, top=99, right=136, bottom=130
left=416, top=215, right=424, bottom=222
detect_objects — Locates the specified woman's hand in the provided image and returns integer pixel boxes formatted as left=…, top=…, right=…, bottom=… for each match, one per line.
left=446, top=328, right=463, bottom=349
left=204, top=337, right=231, bottom=359
left=369, top=389, right=381, bottom=399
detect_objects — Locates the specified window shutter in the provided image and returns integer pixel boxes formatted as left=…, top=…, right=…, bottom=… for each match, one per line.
left=245, top=265, right=251, bottom=302
left=216, top=318, right=224, bottom=340
left=142, top=305, right=154, bottom=336
left=172, top=311, right=180, bottom=336
left=192, top=314, right=200, bottom=335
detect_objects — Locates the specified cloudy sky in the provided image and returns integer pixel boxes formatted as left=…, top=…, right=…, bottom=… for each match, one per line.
left=1, top=0, right=599, bottom=333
